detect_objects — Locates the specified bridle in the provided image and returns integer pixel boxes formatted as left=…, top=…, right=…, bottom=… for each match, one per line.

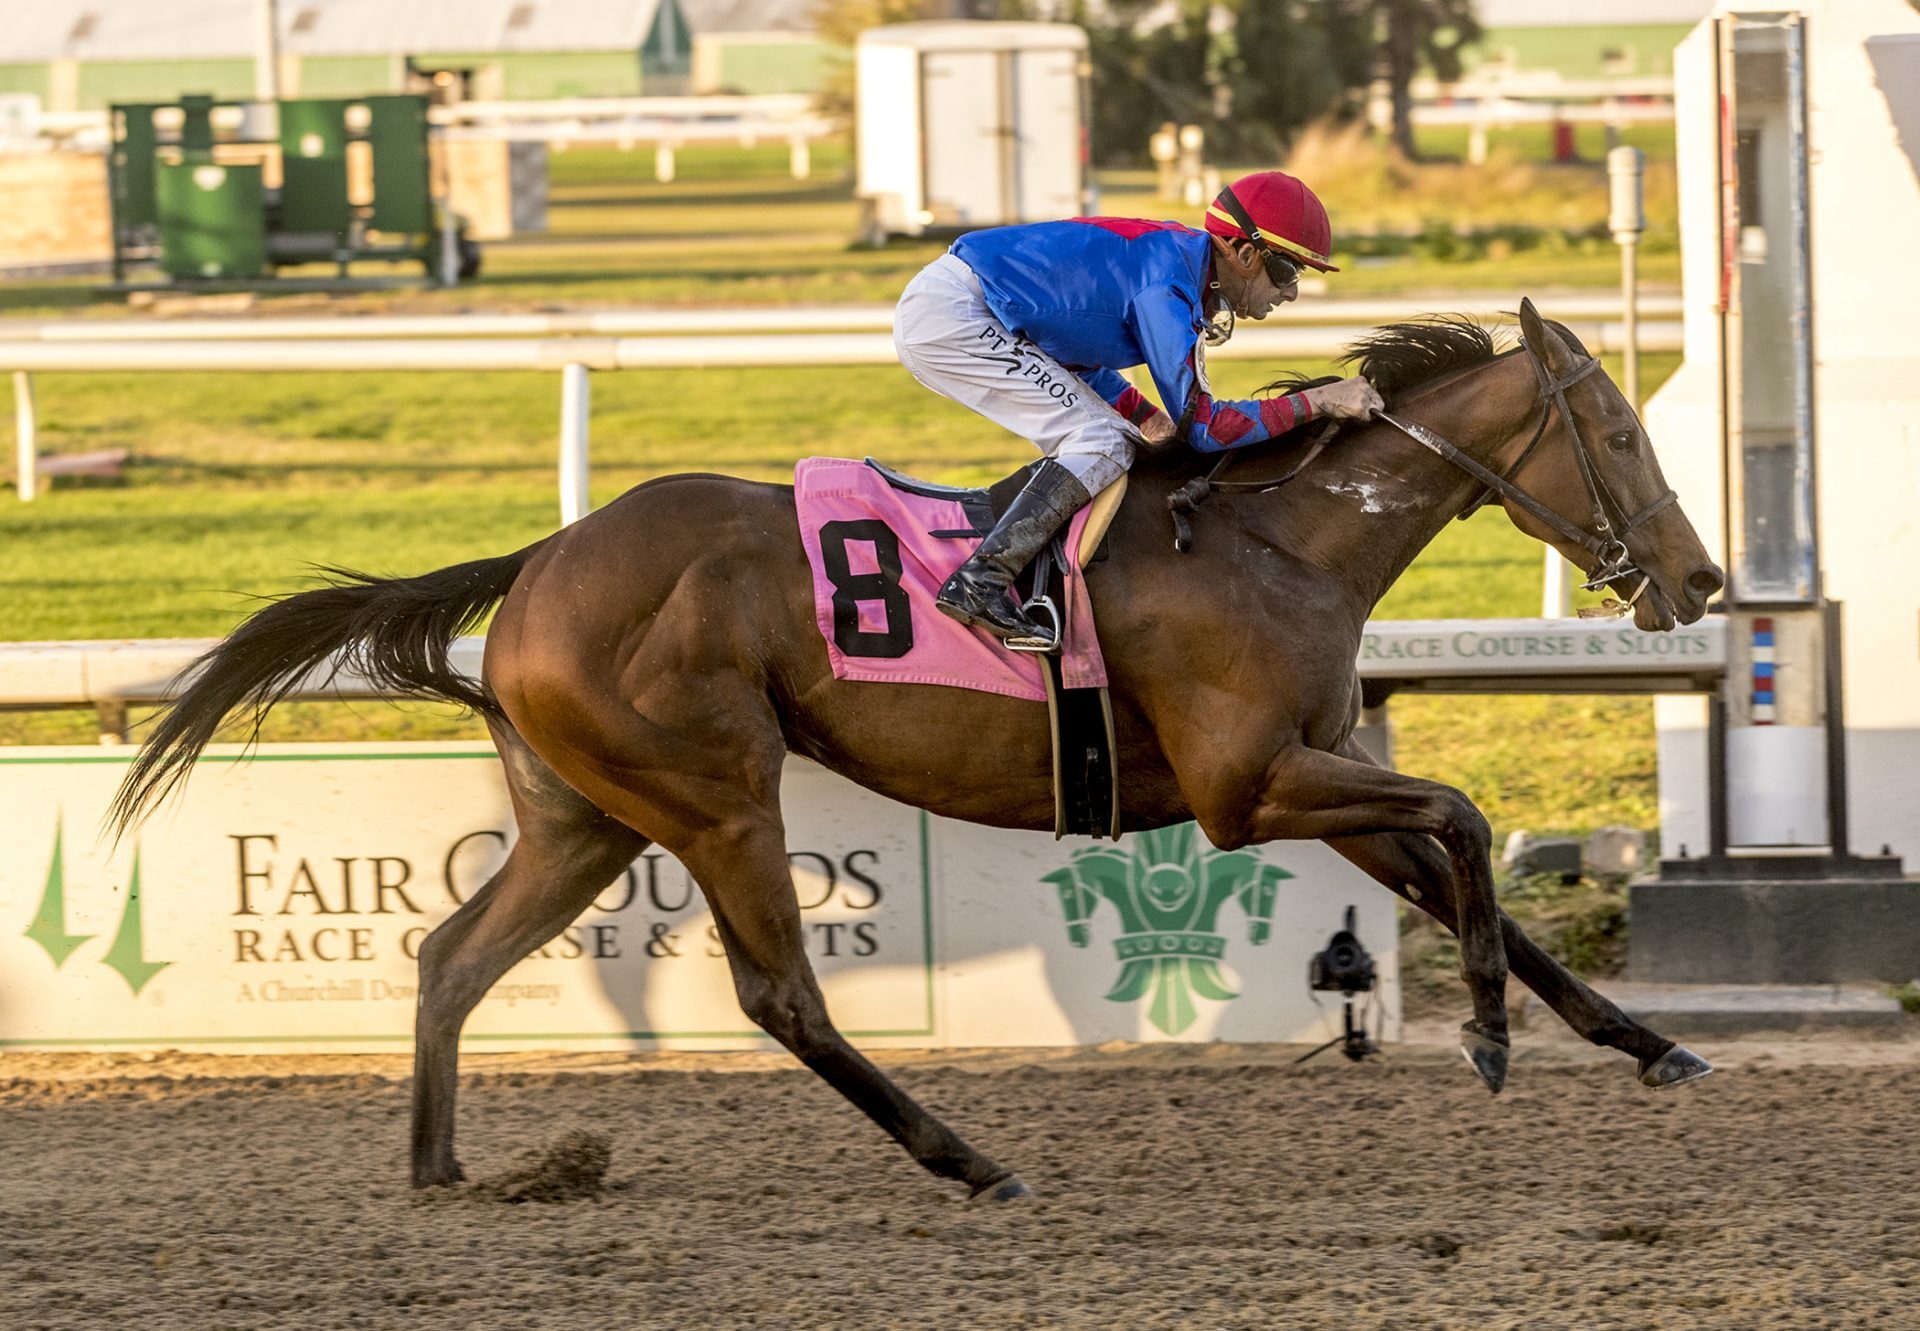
left=1166, top=338, right=1679, bottom=616
left=1375, top=340, right=1678, bottom=610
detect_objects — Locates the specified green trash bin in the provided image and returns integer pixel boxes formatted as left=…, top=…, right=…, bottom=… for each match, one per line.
left=156, top=160, right=267, bottom=280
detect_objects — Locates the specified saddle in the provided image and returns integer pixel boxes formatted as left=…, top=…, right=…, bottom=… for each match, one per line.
left=865, top=458, right=1127, bottom=840
left=866, top=459, right=1128, bottom=588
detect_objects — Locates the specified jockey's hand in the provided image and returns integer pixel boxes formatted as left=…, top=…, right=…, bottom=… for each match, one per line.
left=1304, top=375, right=1385, bottom=422
left=1139, top=411, right=1178, bottom=446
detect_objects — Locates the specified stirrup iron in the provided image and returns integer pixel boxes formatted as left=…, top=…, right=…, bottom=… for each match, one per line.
left=1004, top=596, right=1061, bottom=654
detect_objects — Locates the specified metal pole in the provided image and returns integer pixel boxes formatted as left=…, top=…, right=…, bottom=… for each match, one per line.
left=1822, top=599, right=1851, bottom=859
left=1352, top=701, right=1394, bottom=769
left=1622, top=236, right=1640, bottom=406
left=97, top=701, right=130, bottom=746
left=558, top=363, right=591, bottom=525
left=13, top=371, right=36, bottom=503
left=1607, top=146, right=1646, bottom=409
left=1707, top=691, right=1729, bottom=859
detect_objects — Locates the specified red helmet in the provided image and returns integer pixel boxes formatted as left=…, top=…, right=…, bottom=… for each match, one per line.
left=1204, top=170, right=1339, bottom=273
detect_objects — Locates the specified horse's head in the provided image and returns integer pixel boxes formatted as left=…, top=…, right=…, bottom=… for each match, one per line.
left=1505, top=298, right=1723, bottom=630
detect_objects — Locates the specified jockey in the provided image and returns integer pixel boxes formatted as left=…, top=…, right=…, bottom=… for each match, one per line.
left=893, top=169, right=1384, bottom=646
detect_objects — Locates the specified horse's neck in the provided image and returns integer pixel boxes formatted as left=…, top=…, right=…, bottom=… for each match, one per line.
left=1257, top=355, right=1540, bottom=615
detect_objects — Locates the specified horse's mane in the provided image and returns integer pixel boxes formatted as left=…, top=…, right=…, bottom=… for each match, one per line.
left=1135, top=312, right=1589, bottom=486
left=1261, top=314, right=1517, bottom=407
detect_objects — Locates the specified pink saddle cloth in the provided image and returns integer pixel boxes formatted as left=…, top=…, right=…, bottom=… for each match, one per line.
left=794, top=457, right=1108, bottom=701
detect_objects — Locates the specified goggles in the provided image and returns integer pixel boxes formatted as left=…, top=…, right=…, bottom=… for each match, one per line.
left=1215, top=186, right=1303, bottom=289
left=1257, top=248, right=1301, bottom=289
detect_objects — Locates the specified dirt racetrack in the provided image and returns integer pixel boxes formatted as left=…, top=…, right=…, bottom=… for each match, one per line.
left=4, top=1028, right=1918, bottom=1331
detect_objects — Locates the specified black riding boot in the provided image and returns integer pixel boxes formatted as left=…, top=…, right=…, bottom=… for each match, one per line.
left=936, top=460, right=1093, bottom=644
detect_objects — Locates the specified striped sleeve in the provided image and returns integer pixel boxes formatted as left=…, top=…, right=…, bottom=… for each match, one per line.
left=1083, top=367, right=1168, bottom=429
left=1133, top=289, right=1313, bottom=454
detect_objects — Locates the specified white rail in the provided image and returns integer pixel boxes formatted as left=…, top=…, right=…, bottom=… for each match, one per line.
left=29, top=96, right=839, bottom=177
left=428, top=95, right=835, bottom=180
left=0, top=617, right=1729, bottom=722
left=4, top=295, right=1683, bottom=342
left=2, top=317, right=1682, bottom=523
left=430, top=95, right=819, bottom=123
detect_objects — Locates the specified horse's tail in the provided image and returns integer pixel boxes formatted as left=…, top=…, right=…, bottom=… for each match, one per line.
left=107, top=544, right=541, bottom=839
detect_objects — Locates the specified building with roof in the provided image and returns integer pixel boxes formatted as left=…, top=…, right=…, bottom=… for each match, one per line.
left=1465, top=0, right=1716, bottom=83
left=679, top=0, right=829, bottom=95
left=0, top=0, right=698, bottom=110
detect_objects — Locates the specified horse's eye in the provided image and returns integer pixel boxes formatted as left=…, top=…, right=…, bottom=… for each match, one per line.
left=1608, top=430, right=1638, bottom=454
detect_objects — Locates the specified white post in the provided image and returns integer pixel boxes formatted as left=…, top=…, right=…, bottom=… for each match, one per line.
left=558, top=363, right=591, bottom=525
left=655, top=143, right=676, bottom=183
left=438, top=194, right=459, bottom=288
left=13, top=371, right=36, bottom=503
left=1608, top=145, right=1647, bottom=409
left=789, top=136, right=809, bottom=180
left=254, top=0, right=282, bottom=101
left=1177, top=124, right=1204, bottom=207
left=1621, top=236, right=1640, bottom=406
left=1542, top=551, right=1573, bottom=617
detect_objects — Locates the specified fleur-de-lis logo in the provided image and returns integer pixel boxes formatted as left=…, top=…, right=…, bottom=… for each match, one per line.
left=1043, top=824, right=1289, bottom=1035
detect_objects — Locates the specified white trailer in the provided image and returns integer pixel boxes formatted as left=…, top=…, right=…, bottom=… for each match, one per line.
left=856, top=21, right=1091, bottom=240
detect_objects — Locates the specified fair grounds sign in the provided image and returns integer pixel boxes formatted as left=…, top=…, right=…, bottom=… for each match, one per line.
left=0, top=745, right=1399, bottom=1053
left=0, top=617, right=1723, bottom=1052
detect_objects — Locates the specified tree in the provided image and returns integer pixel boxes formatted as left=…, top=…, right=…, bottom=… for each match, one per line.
left=813, top=0, right=1481, bottom=168
left=1368, top=0, right=1482, bottom=160
left=1230, top=0, right=1370, bottom=154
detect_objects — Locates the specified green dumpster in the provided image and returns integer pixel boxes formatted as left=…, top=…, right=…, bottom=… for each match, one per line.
left=156, top=160, right=268, bottom=279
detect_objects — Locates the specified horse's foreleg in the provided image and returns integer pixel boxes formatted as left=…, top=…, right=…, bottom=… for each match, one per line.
left=410, top=726, right=650, bottom=1188
left=678, top=818, right=1030, bottom=1201
left=1323, top=826, right=1710, bottom=1087
left=1204, top=744, right=1510, bottom=1091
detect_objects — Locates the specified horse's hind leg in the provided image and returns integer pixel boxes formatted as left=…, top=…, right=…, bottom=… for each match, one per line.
left=677, top=815, right=1030, bottom=1200
left=1324, top=827, right=1711, bottom=1088
left=410, top=721, right=650, bottom=1187
left=560, top=707, right=1027, bottom=1201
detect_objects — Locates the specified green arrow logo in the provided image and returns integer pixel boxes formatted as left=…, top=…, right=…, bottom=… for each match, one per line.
left=99, top=851, right=170, bottom=996
left=23, top=818, right=93, bottom=968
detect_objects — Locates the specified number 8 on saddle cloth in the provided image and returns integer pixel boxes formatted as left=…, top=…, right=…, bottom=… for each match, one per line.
left=793, top=456, right=1126, bottom=838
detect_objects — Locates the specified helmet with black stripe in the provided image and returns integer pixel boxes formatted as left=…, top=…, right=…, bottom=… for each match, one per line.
left=1204, top=171, right=1340, bottom=283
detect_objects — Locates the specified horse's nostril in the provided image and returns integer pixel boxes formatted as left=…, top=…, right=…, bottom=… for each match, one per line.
left=1686, top=567, right=1725, bottom=597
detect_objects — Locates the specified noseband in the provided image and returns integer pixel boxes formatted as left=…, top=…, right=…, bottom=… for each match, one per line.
left=1374, top=341, right=1678, bottom=608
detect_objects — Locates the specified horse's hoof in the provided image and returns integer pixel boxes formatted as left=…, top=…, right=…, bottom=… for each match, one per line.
left=1640, top=1044, right=1714, bottom=1089
left=971, top=1173, right=1035, bottom=1204
left=1460, top=1025, right=1509, bottom=1095
left=411, top=1160, right=467, bottom=1188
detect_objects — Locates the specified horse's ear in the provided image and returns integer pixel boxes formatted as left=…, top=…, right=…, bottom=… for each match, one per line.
left=1516, top=296, right=1577, bottom=374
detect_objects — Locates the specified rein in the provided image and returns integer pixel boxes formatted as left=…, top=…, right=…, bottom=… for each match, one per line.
left=1166, top=340, right=1677, bottom=617
left=1167, top=419, right=1340, bottom=554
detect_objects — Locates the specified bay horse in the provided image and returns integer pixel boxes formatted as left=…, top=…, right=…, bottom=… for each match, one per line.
left=110, top=298, right=1725, bottom=1201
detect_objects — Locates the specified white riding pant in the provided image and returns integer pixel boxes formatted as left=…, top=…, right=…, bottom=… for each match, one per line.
left=893, top=253, right=1137, bottom=495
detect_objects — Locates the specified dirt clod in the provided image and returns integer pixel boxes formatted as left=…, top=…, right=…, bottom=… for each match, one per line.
left=476, top=1128, right=612, bottom=1204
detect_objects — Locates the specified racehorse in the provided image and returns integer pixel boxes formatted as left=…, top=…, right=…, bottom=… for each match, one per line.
left=110, top=299, right=1725, bottom=1202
